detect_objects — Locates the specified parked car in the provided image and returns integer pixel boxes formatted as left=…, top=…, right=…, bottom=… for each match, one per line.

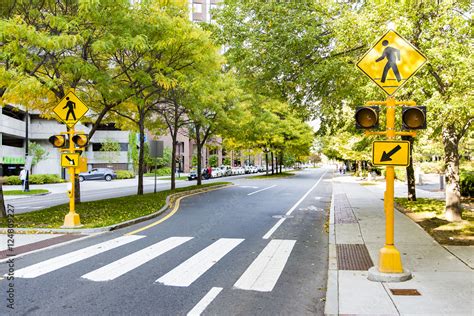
left=79, top=168, right=117, bottom=182
left=219, top=165, right=232, bottom=176
left=188, top=168, right=210, bottom=180
left=211, top=168, right=223, bottom=178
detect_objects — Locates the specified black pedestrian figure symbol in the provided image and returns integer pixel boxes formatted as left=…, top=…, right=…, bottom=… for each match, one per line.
left=63, top=97, right=76, bottom=120
left=376, top=40, right=401, bottom=83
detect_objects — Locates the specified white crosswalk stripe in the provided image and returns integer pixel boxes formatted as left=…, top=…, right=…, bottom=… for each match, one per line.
left=14, top=235, right=144, bottom=279
left=156, top=238, right=244, bottom=287
left=233, top=239, right=296, bottom=292
left=82, top=237, right=193, bottom=282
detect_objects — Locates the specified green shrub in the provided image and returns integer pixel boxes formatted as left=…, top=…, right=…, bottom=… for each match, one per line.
left=1, top=176, right=21, bottom=185
left=146, top=167, right=171, bottom=176
left=382, top=169, right=407, bottom=182
left=116, top=170, right=135, bottom=179
left=1, top=174, right=64, bottom=185
left=29, top=174, right=64, bottom=184
left=460, top=171, right=474, bottom=197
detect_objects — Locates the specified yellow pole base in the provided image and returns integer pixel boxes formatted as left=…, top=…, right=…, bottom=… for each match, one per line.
left=378, top=245, right=404, bottom=273
left=63, top=212, right=82, bottom=228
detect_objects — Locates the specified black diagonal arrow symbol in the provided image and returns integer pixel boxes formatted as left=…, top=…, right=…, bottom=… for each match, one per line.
left=380, top=145, right=402, bottom=162
left=65, top=155, right=75, bottom=165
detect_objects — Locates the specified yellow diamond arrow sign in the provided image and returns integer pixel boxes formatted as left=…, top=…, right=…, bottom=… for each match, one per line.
left=357, top=30, right=427, bottom=96
left=372, top=141, right=410, bottom=167
left=53, top=91, right=89, bottom=127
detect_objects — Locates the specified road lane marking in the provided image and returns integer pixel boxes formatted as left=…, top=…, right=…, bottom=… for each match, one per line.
left=13, top=235, right=144, bottom=278
left=156, top=238, right=244, bottom=287
left=234, top=239, right=296, bottom=292
left=247, top=185, right=277, bottom=196
left=187, top=287, right=223, bottom=316
left=125, top=185, right=231, bottom=236
left=262, top=170, right=327, bottom=239
left=82, top=237, right=193, bottom=282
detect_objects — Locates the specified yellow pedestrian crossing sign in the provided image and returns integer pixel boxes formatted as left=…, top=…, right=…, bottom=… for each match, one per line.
left=372, top=141, right=410, bottom=167
left=357, top=30, right=427, bottom=96
left=61, top=153, right=80, bottom=168
left=53, top=91, right=89, bottom=127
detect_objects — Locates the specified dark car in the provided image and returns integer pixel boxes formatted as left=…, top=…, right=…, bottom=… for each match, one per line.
left=79, top=168, right=117, bottom=182
left=188, top=168, right=210, bottom=181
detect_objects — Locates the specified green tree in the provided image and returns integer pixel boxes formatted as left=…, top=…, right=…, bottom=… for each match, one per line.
left=28, top=141, right=49, bottom=170
left=99, top=138, right=121, bottom=164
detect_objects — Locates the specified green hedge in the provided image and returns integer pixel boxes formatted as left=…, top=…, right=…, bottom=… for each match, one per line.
left=460, top=171, right=474, bottom=197
left=145, top=167, right=171, bottom=177
left=1, top=174, right=65, bottom=185
left=116, top=170, right=135, bottom=179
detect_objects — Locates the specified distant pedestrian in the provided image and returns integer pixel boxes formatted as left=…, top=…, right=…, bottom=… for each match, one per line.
left=19, top=168, right=27, bottom=191
left=342, top=164, right=347, bottom=174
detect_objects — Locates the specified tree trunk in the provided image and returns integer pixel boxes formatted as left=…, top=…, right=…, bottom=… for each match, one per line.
left=170, top=131, right=177, bottom=191
left=271, top=152, right=274, bottom=175
left=74, top=176, right=80, bottom=203
left=265, top=151, right=269, bottom=175
left=137, top=120, right=145, bottom=195
left=442, top=124, right=462, bottom=221
left=279, top=152, right=283, bottom=173
left=0, top=184, right=6, bottom=218
left=402, top=135, right=416, bottom=201
left=196, top=125, right=202, bottom=186
left=357, top=160, right=363, bottom=177
left=275, top=155, right=279, bottom=174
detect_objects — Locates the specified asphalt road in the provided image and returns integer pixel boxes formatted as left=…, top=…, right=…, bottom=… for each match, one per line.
left=4, top=175, right=250, bottom=214
left=0, top=168, right=332, bottom=315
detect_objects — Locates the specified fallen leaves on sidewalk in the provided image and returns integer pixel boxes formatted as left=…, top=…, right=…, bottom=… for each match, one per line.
left=395, top=198, right=474, bottom=246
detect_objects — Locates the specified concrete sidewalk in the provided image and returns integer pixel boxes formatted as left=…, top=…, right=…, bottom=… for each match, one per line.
left=325, top=174, right=473, bottom=315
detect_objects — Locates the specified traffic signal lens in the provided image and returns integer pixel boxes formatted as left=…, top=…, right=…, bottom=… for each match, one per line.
left=355, top=107, right=379, bottom=129
left=402, top=106, right=426, bottom=129
left=48, top=135, right=66, bottom=148
left=72, top=134, right=88, bottom=147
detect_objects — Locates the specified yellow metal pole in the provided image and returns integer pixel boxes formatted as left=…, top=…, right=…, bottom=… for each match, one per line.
left=378, top=96, right=403, bottom=273
left=63, top=127, right=81, bottom=227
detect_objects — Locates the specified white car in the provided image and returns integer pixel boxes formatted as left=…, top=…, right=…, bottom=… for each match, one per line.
left=211, top=168, right=223, bottom=178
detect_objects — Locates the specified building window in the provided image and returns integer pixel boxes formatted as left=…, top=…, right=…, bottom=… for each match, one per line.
left=2, top=136, right=24, bottom=148
left=2, top=105, right=25, bottom=121
left=92, top=142, right=128, bottom=151
left=96, top=123, right=121, bottom=131
left=193, top=3, right=203, bottom=13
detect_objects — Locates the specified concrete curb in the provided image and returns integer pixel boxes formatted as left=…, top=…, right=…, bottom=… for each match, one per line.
left=324, top=179, right=338, bottom=316
left=0, top=184, right=232, bottom=235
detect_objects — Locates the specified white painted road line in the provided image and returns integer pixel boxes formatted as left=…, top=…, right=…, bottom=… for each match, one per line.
left=14, top=235, right=144, bottom=278
left=262, top=218, right=285, bottom=240
left=234, top=239, right=296, bottom=292
left=187, top=287, right=223, bottom=316
left=82, top=237, right=193, bottom=282
left=156, top=238, right=244, bottom=287
left=262, top=171, right=327, bottom=239
left=247, top=185, right=277, bottom=196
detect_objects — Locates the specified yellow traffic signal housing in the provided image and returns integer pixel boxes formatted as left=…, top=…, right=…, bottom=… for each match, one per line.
left=355, top=106, right=379, bottom=129
left=72, top=134, right=88, bottom=147
left=48, top=135, right=67, bottom=148
left=402, top=106, right=426, bottom=130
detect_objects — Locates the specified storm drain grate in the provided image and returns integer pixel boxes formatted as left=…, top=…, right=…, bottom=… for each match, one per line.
left=390, top=289, right=421, bottom=296
left=0, top=234, right=84, bottom=259
left=334, top=194, right=357, bottom=224
left=336, top=244, right=374, bottom=270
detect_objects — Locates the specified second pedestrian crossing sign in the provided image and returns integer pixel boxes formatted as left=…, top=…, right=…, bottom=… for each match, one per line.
left=372, top=141, right=410, bottom=167
left=357, top=30, right=427, bottom=96
left=53, top=91, right=89, bottom=127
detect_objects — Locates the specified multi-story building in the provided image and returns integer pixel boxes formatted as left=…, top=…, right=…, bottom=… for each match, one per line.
left=0, top=1, right=255, bottom=177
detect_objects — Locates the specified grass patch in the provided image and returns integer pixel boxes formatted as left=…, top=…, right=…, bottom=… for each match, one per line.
left=3, top=189, right=49, bottom=196
left=0, top=182, right=230, bottom=229
left=159, top=176, right=188, bottom=181
left=247, top=172, right=295, bottom=179
left=359, top=182, right=377, bottom=186
left=395, top=197, right=474, bottom=245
